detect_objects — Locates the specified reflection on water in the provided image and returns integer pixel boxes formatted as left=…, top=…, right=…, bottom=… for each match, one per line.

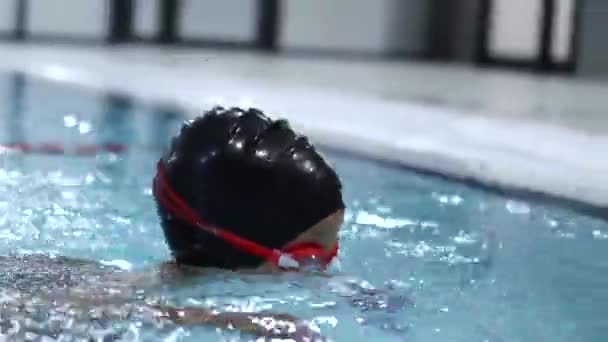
left=0, top=73, right=606, bottom=341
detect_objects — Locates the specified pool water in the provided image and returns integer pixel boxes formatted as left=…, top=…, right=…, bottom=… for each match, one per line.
left=0, top=74, right=607, bottom=341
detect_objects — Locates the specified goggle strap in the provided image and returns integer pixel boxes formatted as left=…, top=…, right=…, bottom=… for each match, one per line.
left=154, top=161, right=290, bottom=266
left=207, top=222, right=283, bottom=263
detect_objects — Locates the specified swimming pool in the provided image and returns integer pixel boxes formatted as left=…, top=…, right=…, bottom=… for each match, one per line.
left=0, top=73, right=607, bottom=341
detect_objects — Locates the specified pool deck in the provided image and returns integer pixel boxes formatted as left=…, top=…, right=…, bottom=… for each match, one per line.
left=0, top=43, right=606, bottom=210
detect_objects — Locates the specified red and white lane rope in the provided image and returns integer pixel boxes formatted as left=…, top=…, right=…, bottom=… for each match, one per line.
left=0, top=142, right=128, bottom=156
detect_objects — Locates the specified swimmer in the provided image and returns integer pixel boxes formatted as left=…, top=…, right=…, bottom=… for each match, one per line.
left=0, top=107, right=346, bottom=341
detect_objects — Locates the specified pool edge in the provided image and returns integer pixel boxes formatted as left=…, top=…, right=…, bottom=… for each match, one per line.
left=2, top=61, right=607, bottom=220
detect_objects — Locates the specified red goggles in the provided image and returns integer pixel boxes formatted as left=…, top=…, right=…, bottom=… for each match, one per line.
left=152, top=160, right=339, bottom=271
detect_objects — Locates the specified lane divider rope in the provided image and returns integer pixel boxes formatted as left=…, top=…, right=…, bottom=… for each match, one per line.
left=0, top=143, right=128, bottom=156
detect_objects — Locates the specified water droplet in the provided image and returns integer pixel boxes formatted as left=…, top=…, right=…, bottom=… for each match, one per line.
left=78, top=121, right=92, bottom=134
left=63, top=115, right=77, bottom=127
left=85, top=173, right=95, bottom=184
left=61, top=191, right=75, bottom=199
left=505, top=200, right=530, bottom=215
left=314, top=316, right=339, bottom=328
left=100, top=259, right=133, bottom=270
left=377, top=206, right=392, bottom=214
left=453, top=230, right=478, bottom=245
left=309, top=301, right=336, bottom=308
left=421, top=221, right=439, bottom=229
left=432, top=193, right=463, bottom=205
left=255, top=149, right=268, bottom=158
left=592, top=230, right=608, bottom=240
left=354, top=210, right=416, bottom=229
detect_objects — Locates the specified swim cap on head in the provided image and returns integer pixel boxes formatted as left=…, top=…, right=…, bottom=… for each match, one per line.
left=154, top=107, right=344, bottom=269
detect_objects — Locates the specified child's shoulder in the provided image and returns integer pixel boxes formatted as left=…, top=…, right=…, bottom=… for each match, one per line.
left=157, top=260, right=210, bottom=280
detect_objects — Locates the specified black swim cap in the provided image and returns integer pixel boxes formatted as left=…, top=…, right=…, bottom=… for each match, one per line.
left=155, top=107, right=344, bottom=268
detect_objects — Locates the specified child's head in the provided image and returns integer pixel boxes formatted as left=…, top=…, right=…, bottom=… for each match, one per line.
left=153, top=107, right=344, bottom=270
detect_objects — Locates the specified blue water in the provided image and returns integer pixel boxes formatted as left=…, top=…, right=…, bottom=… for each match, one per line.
left=0, top=74, right=607, bottom=341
